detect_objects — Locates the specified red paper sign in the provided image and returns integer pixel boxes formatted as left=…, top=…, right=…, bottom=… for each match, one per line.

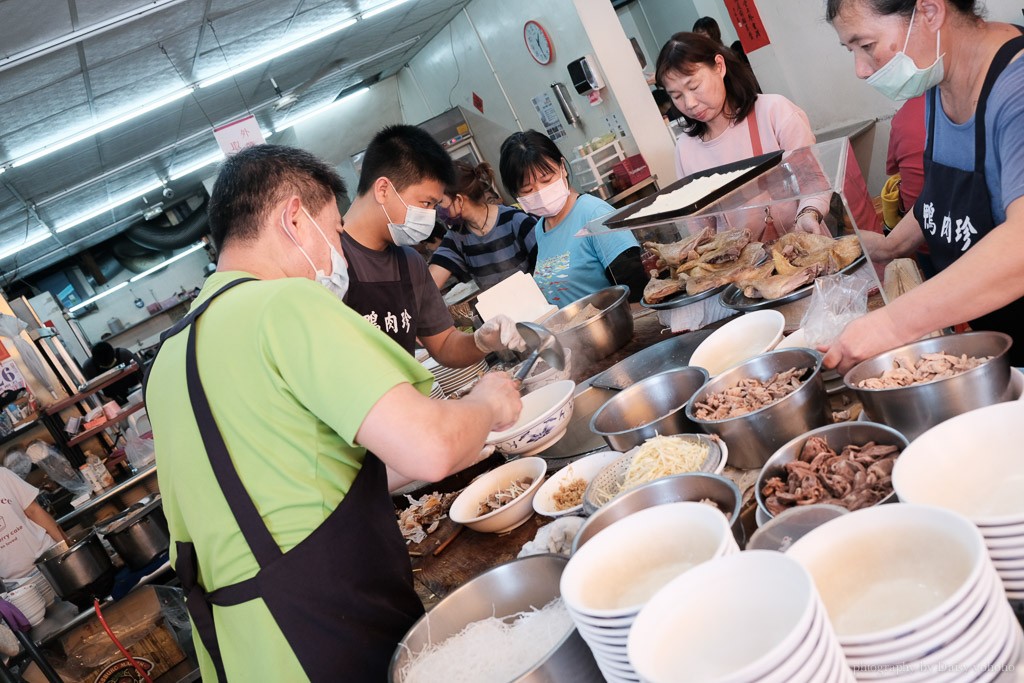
left=0, top=340, right=8, bottom=362
left=472, top=92, right=484, bottom=114
left=724, top=0, right=771, bottom=53
left=213, top=115, right=266, bottom=156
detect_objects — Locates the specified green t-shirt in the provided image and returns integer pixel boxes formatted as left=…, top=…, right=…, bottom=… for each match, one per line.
left=147, top=271, right=431, bottom=681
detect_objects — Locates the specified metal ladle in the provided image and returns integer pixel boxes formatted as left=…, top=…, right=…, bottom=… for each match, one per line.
left=513, top=322, right=566, bottom=384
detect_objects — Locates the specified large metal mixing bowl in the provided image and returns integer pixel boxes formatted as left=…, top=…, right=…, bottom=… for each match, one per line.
left=389, top=554, right=601, bottom=682
left=685, top=348, right=831, bottom=469
left=34, top=530, right=115, bottom=609
left=843, top=331, right=1012, bottom=441
left=589, top=367, right=709, bottom=452
left=755, top=421, right=910, bottom=520
left=540, top=286, right=634, bottom=365
left=572, top=473, right=742, bottom=553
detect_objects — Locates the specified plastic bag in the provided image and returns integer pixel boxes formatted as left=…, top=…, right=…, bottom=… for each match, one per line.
left=800, top=273, right=872, bottom=348
left=517, top=516, right=584, bottom=558
left=124, top=427, right=156, bottom=469
left=25, top=439, right=91, bottom=496
left=3, top=448, right=31, bottom=479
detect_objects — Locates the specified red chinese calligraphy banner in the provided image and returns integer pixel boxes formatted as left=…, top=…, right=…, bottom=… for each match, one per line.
left=724, top=0, right=771, bottom=53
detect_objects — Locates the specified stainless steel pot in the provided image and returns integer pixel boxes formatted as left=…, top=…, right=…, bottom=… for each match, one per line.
left=97, top=495, right=169, bottom=570
left=589, top=367, right=709, bottom=451
left=389, top=555, right=601, bottom=682
left=34, top=530, right=115, bottom=608
left=540, top=286, right=634, bottom=365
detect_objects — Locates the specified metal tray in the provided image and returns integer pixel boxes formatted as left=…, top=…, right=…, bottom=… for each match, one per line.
left=640, top=283, right=727, bottom=311
left=604, top=151, right=783, bottom=229
left=720, top=253, right=867, bottom=312
left=589, top=327, right=715, bottom=391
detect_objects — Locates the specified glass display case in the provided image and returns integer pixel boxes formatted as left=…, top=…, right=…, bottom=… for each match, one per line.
left=577, top=138, right=886, bottom=327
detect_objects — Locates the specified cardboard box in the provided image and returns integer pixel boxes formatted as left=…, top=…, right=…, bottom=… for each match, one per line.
left=23, top=586, right=187, bottom=683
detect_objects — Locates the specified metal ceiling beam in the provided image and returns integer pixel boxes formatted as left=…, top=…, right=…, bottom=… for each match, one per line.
left=0, top=0, right=190, bottom=73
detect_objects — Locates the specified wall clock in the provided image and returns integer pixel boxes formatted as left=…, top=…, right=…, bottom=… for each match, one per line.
left=524, top=20, right=554, bottom=65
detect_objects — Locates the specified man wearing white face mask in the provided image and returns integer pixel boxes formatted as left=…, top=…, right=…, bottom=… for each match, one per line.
left=146, top=145, right=522, bottom=682
left=823, top=0, right=1024, bottom=372
left=342, top=125, right=526, bottom=364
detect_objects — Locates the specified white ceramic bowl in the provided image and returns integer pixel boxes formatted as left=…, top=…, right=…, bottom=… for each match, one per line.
left=486, top=380, right=575, bottom=455
left=893, top=401, right=1024, bottom=526
left=533, top=450, right=620, bottom=517
left=628, top=551, right=826, bottom=683
left=689, top=310, right=785, bottom=377
left=560, top=502, right=733, bottom=619
left=786, top=504, right=988, bottom=645
left=448, top=457, right=547, bottom=533
left=775, top=327, right=810, bottom=350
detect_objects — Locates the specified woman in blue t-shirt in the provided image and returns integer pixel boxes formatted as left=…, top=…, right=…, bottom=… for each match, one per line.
left=498, top=130, right=646, bottom=308
left=428, top=160, right=539, bottom=292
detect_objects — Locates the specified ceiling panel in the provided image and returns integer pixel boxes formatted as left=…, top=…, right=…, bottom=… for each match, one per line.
left=0, top=77, right=90, bottom=141
left=81, top=1, right=207, bottom=65
left=73, top=0, right=170, bottom=27
left=0, top=0, right=74, bottom=56
left=0, top=48, right=83, bottom=106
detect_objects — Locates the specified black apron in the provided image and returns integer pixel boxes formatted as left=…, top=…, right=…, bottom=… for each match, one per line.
left=149, top=279, right=424, bottom=682
left=913, top=32, right=1024, bottom=364
left=344, top=244, right=419, bottom=353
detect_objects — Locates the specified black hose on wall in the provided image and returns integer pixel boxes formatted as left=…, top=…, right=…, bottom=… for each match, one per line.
left=125, top=196, right=209, bottom=251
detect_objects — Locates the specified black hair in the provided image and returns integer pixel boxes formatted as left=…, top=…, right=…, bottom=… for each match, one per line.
left=445, top=160, right=499, bottom=205
left=692, top=16, right=723, bottom=44
left=825, top=0, right=980, bottom=22
left=355, top=124, right=455, bottom=196
left=208, top=144, right=346, bottom=251
left=655, top=32, right=760, bottom=140
left=498, top=130, right=566, bottom=197
left=92, top=341, right=115, bottom=366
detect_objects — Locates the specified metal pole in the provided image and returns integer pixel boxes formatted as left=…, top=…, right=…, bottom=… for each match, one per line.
left=11, top=630, right=64, bottom=683
left=0, top=659, right=19, bottom=683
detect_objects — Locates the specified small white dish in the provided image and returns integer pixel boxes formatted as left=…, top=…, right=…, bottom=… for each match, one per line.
left=533, top=450, right=621, bottom=517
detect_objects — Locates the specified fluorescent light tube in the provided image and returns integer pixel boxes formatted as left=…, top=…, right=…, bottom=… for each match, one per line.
left=11, top=87, right=193, bottom=168
left=0, top=232, right=52, bottom=261
left=361, top=0, right=414, bottom=20
left=274, top=87, right=368, bottom=133
left=199, top=17, right=358, bottom=89
left=69, top=281, right=129, bottom=313
left=169, top=152, right=225, bottom=180
left=129, top=242, right=207, bottom=282
left=56, top=179, right=164, bottom=233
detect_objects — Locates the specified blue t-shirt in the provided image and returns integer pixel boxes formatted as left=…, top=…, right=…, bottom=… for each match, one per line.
left=926, top=56, right=1024, bottom=225
left=429, top=205, right=539, bottom=291
left=534, top=193, right=638, bottom=307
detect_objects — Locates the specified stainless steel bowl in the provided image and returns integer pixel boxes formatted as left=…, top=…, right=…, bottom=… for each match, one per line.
left=572, top=473, right=742, bottom=553
left=755, top=421, right=910, bottom=520
left=389, top=554, right=601, bottom=682
left=685, top=348, right=831, bottom=469
left=843, top=331, right=1012, bottom=441
left=97, top=495, right=169, bottom=570
left=34, top=530, right=115, bottom=608
left=540, top=286, right=634, bottom=365
left=589, top=367, right=709, bottom=452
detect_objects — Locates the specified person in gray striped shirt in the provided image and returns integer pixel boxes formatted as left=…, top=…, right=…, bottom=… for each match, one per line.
left=429, top=160, right=539, bottom=292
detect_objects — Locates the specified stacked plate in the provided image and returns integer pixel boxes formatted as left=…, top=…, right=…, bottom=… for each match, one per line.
left=428, top=381, right=445, bottom=400
left=2, top=582, right=46, bottom=626
left=629, top=551, right=853, bottom=683
left=892, top=401, right=1024, bottom=600
left=421, top=357, right=488, bottom=396
left=17, top=569, right=56, bottom=607
left=787, top=504, right=1023, bottom=682
left=560, top=502, right=738, bottom=682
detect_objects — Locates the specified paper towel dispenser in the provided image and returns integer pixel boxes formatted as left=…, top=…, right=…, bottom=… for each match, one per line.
left=567, top=54, right=605, bottom=95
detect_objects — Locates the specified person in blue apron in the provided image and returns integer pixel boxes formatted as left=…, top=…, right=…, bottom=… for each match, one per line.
left=824, top=0, right=1024, bottom=371
left=146, top=145, right=522, bottom=682
left=342, top=124, right=526, bottom=361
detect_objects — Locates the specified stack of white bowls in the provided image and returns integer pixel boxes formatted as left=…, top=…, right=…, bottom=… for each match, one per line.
left=629, top=551, right=853, bottom=683
left=428, top=381, right=445, bottom=399
left=560, top=502, right=738, bottom=682
left=18, top=570, right=56, bottom=607
left=892, top=401, right=1024, bottom=600
left=2, top=583, right=46, bottom=626
left=787, top=504, right=1023, bottom=682
left=421, top=357, right=488, bottom=396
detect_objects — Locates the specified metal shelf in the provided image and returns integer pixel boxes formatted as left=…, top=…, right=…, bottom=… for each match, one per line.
left=66, top=402, right=146, bottom=447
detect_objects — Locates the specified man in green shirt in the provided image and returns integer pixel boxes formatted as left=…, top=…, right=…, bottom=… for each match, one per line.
left=146, top=145, right=520, bottom=682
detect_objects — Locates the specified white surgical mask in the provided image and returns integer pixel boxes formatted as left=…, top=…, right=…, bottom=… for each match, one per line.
left=517, top=169, right=571, bottom=218
left=866, top=7, right=945, bottom=101
left=380, top=179, right=436, bottom=246
left=281, top=207, right=350, bottom=300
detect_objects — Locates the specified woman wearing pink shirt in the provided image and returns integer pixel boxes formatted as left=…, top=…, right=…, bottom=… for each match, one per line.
left=655, top=32, right=831, bottom=238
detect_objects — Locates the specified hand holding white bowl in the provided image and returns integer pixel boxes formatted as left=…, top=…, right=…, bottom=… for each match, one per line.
left=466, top=371, right=522, bottom=431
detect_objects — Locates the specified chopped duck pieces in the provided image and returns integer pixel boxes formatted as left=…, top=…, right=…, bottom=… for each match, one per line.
left=693, top=368, right=806, bottom=421
left=397, top=491, right=458, bottom=544
left=857, top=352, right=993, bottom=389
left=761, top=437, right=901, bottom=516
left=477, top=477, right=534, bottom=517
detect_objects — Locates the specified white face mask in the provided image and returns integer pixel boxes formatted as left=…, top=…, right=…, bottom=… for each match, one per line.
left=281, top=207, right=350, bottom=300
left=516, top=168, right=572, bottom=218
left=379, top=179, right=436, bottom=246
left=866, top=7, right=945, bottom=101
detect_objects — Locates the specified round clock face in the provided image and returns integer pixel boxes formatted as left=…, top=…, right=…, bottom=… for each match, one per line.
left=524, top=21, right=553, bottom=65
